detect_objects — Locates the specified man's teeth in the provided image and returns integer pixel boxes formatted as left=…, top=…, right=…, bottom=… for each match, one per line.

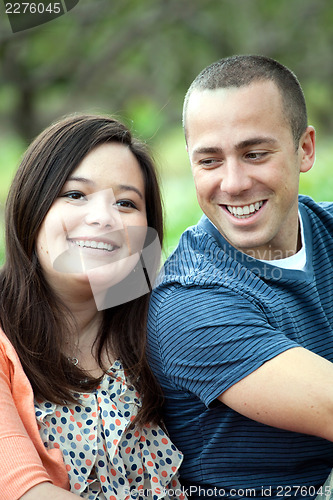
left=227, top=201, right=264, bottom=218
left=73, top=240, right=115, bottom=252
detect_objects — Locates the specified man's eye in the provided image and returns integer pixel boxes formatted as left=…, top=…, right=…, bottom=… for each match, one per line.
left=246, top=152, right=268, bottom=160
left=199, top=158, right=220, bottom=168
left=62, top=191, right=86, bottom=200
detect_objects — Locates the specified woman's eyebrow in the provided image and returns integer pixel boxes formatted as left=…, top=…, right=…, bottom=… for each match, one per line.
left=118, top=184, right=144, bottom=200
left=66, top=175, right=94, bottom=185
left=66, top=178, right=144, bottom=200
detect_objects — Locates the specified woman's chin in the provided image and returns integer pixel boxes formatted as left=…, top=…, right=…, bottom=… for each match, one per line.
left=87, top=253, right=140, bottom=291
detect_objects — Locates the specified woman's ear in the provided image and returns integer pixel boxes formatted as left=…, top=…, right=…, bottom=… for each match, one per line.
left=299, top=126, right=316, bottom=173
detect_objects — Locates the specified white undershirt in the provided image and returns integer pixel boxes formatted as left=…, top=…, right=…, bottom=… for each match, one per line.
left=259, top=212, right=306, bottom=271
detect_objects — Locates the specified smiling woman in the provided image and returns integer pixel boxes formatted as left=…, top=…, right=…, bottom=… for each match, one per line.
left=36, top=143, right=148, bottom=303
left=0, top=114, right=185, bottom=500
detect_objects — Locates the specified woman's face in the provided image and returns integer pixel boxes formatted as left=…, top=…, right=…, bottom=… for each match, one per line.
left=36, top=142, right=148, bottom=302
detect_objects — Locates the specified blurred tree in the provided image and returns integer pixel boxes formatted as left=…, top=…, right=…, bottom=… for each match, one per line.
left=0, top=0, right=333, bottom=263
left=0, top=0, right=333, bottom=144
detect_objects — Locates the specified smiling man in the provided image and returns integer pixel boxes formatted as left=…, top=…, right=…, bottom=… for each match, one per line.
left=186, top=78, right=314, bottom=261
left=147, top=55, right=333, bottom=499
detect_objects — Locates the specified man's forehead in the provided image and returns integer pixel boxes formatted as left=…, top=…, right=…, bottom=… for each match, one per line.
left=185, top=81, right=286, bottom=136
left=186, top=87, right=233, bottom=114
left=187, top=80, right=281, bottom=108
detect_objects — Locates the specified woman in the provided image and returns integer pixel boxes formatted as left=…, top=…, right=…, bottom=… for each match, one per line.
left=0, top=115, right=185, bottom=500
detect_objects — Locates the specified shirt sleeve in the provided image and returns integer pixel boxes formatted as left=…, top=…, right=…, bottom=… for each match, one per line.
left=0, top=341, right=53, bottom=500
left=153, top=285, right=299, bottom=407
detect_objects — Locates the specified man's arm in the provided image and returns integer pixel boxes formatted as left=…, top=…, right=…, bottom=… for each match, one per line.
left=219, top=346, right=333, bottom=441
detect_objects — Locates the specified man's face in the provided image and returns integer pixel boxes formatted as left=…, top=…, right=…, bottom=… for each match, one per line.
left=185, top=81, right=315, bottom=260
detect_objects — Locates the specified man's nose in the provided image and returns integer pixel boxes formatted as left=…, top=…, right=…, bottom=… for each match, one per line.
left=220, top=159, right=252, bottom=196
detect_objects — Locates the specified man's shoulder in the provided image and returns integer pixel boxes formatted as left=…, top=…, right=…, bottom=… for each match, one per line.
left=151, top=216, right=260, bottom=313
left=299, top=194, right=333, bottom=218
left=159, top=216, right=232, bottom=289
left=299, top=195, right=333, bottom=246
left=161, top=218, right=212, bottom=274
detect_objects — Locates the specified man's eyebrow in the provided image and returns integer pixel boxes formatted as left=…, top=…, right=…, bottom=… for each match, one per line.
left=192, top=146, right=223, bottom=156
left=235, top=137, right=279, bottom=150
left=192, top=138, right=278, bottom=157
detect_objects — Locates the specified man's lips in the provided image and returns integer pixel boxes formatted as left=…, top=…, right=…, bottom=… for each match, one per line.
left=222, top=200, right=266, bottom=219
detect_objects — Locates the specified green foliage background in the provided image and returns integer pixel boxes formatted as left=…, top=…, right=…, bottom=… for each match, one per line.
left=0, top=0, right=332, bottom=265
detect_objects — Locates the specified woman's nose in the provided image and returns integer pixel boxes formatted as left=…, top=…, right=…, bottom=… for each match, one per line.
left=84, top=192, right=123, bottom=230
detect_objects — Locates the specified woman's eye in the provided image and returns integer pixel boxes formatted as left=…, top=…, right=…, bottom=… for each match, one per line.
left=115, top=200, right=136, bottom=209
left=62, top=191, right=87, bottom=201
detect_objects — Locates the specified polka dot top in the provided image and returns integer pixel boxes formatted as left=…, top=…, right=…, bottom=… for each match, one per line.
left=35, top=360, right=186, bottom=499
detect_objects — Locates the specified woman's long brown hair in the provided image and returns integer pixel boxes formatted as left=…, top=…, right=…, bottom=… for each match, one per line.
left=0, top=114, right=164, bottom=428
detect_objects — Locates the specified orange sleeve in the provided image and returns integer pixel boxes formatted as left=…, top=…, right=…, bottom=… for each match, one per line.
left=0, top=330, right=69, bottom=500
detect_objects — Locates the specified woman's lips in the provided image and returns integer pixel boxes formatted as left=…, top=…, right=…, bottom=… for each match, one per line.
left=69, top=239, right=120, bottom=252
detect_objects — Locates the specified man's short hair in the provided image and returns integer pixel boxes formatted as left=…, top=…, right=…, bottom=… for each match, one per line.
left=183, top=55, right=308, bottom=148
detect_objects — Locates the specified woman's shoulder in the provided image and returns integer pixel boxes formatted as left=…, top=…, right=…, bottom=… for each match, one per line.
left=0, top=327, right=23, bottom=375
left=0, top=327, right=16, bottom=354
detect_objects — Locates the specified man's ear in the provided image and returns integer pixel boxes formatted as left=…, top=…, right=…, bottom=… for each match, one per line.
left=299, top=126, right=316, bottom=173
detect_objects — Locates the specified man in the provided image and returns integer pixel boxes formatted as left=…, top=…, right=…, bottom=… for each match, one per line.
left=147, top=55, right=333, bottom=499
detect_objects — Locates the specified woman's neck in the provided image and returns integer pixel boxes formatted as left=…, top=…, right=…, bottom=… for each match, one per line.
left=57, top=287, right=110, bottom=374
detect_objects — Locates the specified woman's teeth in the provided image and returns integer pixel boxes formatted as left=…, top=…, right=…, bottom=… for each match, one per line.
left=227, top=201, right=264, bottom=219
left=73, top=240, right=115, bottom=252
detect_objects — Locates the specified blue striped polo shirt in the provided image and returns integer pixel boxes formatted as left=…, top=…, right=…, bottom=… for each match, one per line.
left=147, top=195, right=333, bottom=499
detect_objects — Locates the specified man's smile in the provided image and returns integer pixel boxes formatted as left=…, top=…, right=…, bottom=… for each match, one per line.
left=225, top=200, right=265, bottom=219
